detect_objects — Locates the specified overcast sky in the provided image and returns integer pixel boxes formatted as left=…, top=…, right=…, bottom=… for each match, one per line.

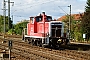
left=0, top=0, right=87, bottom=24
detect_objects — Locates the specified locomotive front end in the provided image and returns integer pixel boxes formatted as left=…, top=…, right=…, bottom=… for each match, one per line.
left=45, top=21, right=69, bottom=47
left=50, top=21, right=64, bottom=38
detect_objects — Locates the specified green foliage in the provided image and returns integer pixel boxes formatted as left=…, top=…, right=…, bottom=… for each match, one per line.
left=13, top=21, right=28, bottom=35
left=0, top=15, right=28, bottom=35
left=62, top=15, right=82, bottom=41
left=81, top=12, right=90, bottom=40
left=63, top=15, right=74, bottom=23
left=8, top=29, right=13, bottom=35
left=0, top=15, right=4, bottom=32
left=85, top=0, right=90, bottom=12
left=0, top=15, right=12, bottom=33
left=74, top=27, right=82, bottom=41
left=81, top=0, right=90, bottom=40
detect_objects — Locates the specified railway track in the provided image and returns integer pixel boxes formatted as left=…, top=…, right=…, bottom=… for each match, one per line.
left=0, top=35, right=90, bottom=60
left=0, top=39, right=72, bottom=60
left=13, top=40, right=90, bottom=60
left=6, top=37, right=90, bottom=60
left=0, top=44, right=27, bottom=60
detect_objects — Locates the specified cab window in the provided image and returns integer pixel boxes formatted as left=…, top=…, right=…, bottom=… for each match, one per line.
left=30, top=17, right=34, bottom=24
left=36, top=16, right=42, bottom=22
left=47, top=16, right=52, bottom=21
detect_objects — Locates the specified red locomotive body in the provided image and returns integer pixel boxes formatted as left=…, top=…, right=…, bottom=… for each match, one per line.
left=23, top=12, right=69, bottom=47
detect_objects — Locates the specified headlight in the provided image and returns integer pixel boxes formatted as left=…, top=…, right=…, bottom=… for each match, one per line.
left=58, top=39, right=62, bottom=42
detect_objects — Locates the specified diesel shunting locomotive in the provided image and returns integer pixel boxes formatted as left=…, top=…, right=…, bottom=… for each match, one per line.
left=22, top=12, right=69, bottom=47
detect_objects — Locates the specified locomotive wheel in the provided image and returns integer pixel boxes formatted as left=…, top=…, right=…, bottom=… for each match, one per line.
left=31, top=40, right=34, bottom=45
left=27, top=41, right=30, bottom=44
left=35, top=40, right=39, bottom=46
left=39, top=42, right=42, bottom=47
left=49, top=42, right=55, bottom=48
left=27, top=39, right=31, bottom=44
left=63, top=39, right=69, bottom=45
left=49, top=42, right=52, bottom=48
left=36, top=41, right=39, bottom=46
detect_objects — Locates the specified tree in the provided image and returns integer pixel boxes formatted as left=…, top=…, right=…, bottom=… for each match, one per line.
left=13, top=21, right=28, bottom=35
left=62, top=14, right=82, bottom=41
left=0, top=15, right=12, bottom=33
left=81, top=0, right=90, bottom=40
left=62, top=15, right=75, bottom=39
left=85, top=0, right=90, bottom=12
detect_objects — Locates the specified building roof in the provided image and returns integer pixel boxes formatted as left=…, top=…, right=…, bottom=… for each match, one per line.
left=57, top=13, right=84, bottom=21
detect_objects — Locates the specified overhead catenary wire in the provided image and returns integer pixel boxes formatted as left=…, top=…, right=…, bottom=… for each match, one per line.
left=11, top=0, right=59, bottom=12
left=13, top=15, right=29, bottom=17
left=11, top=0, right=57, bottom=18
left=13, top=1, right=42, bottom=7
left=58, top=6, right=68, bottom=15
left=11, top=1, right=70, bottom=19
left=12, top=0, right=59, bottom=7
left=11, top=0, right=66, bottom=21
left=12, top=0, right=66, bottom=17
